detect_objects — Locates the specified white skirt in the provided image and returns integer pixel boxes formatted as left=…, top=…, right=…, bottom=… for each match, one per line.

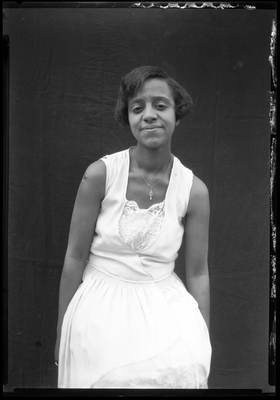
left=58, top=263, right=211, bottom=388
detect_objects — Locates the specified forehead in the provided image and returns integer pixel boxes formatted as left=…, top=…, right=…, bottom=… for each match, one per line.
left=130, top=78, right=174, bottom=102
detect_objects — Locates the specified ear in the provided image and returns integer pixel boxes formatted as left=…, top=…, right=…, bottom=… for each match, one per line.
left=175, top=119, right=180, bottom=127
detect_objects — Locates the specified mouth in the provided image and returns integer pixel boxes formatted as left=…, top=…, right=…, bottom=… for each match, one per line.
left=142, top=126, right=162, bottom=131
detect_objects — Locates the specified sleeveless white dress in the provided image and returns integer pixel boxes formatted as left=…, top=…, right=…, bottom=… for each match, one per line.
left=58, top=148, right=212, bottom=388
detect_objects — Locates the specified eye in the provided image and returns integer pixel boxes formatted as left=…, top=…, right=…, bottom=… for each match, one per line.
left=131, top=106, right=143, bottom=113
left=155, top=103, right=167, bottom=110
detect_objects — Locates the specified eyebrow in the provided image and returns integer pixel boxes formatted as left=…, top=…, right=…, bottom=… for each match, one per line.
left=129, top=96, right=172, bottom=106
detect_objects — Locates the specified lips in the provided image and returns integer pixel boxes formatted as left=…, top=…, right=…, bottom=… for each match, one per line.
left=142, top=126, right=162, bottom=130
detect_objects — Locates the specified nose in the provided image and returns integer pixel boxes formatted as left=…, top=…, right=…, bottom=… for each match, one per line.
left=142, top=104, right=157, bottom=121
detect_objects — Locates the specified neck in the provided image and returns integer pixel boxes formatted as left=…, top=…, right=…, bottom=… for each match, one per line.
left=133, top=145, right=173, bottom=173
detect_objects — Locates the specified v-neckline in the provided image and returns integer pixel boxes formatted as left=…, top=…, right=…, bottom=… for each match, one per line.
left=124, top=147, right=175, bottom=211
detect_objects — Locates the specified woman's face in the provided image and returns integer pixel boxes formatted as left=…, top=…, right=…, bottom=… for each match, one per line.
left=128, top=78, right=180, bottom=150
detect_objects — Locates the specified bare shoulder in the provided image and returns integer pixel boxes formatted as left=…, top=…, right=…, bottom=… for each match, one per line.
left=188, top=175, right=210, bottom=214
left=80, top=159, right=106, bottom=200
left=83, top=159, right=106, bottom=183
left=190, top=175, right=209, bottom=198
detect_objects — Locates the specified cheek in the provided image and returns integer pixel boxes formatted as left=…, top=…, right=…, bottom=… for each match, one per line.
left=128, top=113, right=133, bottom=126
left=128, top=114, right=138, bottom=132
left=167, top=112, right=177, bottom=126
left=128, top=112, right=140, bottom=127
left=128, top=111, right=135, bottom=122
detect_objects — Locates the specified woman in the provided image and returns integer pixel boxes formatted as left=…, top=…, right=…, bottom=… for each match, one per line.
left=55, top=66, right=212, bottom=388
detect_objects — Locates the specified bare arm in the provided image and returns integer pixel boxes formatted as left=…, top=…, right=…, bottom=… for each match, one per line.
left=184, top=175, right=210, bottom=331
left=54, top=160, right=106, bottom=361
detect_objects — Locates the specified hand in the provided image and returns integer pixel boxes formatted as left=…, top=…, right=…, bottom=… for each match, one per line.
left=54, top=335, right=61, bottom=366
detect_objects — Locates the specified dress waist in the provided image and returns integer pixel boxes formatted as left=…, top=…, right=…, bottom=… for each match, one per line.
left=84, top=259, right=173, bottom=284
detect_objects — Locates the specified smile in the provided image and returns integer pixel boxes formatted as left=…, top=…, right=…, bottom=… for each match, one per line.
left=142, top=126, right=162, bottom=131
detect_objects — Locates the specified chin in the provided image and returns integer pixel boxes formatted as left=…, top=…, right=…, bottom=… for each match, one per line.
left=146, top=137, right=170, bottom=148
left=145, top=140, right=162, bottom=149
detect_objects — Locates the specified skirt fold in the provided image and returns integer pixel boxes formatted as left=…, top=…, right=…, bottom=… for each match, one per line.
left=58, top=265, right=211, bottom=388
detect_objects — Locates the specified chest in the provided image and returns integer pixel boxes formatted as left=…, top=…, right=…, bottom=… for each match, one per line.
left=126, top=171, right=170, bottom=210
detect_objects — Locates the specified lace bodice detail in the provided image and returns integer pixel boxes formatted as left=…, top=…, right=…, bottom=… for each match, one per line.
left=119, top=200, right=165, bottom=252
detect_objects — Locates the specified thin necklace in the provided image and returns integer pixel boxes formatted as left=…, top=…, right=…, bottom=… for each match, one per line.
left=133, top=147, right=173, bottom=200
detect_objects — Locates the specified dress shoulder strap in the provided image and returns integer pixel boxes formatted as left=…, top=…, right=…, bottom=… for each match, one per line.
left=100, top=148, right=129, bottom=195
left=174, top=158, right=194, bottom=215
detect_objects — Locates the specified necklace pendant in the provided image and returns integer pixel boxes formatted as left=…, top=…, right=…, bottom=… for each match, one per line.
left=149, top=189, right=153, bottom=200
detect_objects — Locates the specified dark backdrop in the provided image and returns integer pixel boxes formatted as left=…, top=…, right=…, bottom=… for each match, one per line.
left=3, top=3, right=275, bottom=392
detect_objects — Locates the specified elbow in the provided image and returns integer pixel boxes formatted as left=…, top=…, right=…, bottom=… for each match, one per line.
left=64, top=248, right=89, bottom=267
left=185, top=260, right=209, bottom=279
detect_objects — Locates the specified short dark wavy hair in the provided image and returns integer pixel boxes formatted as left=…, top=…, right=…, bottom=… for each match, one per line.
left=114, top=66, right=193, bottom=126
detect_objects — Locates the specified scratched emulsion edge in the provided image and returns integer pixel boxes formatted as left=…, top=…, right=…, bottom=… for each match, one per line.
left=130, top=2, right=256, bottom=9
left=268, top=18, right=276, bottom=387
